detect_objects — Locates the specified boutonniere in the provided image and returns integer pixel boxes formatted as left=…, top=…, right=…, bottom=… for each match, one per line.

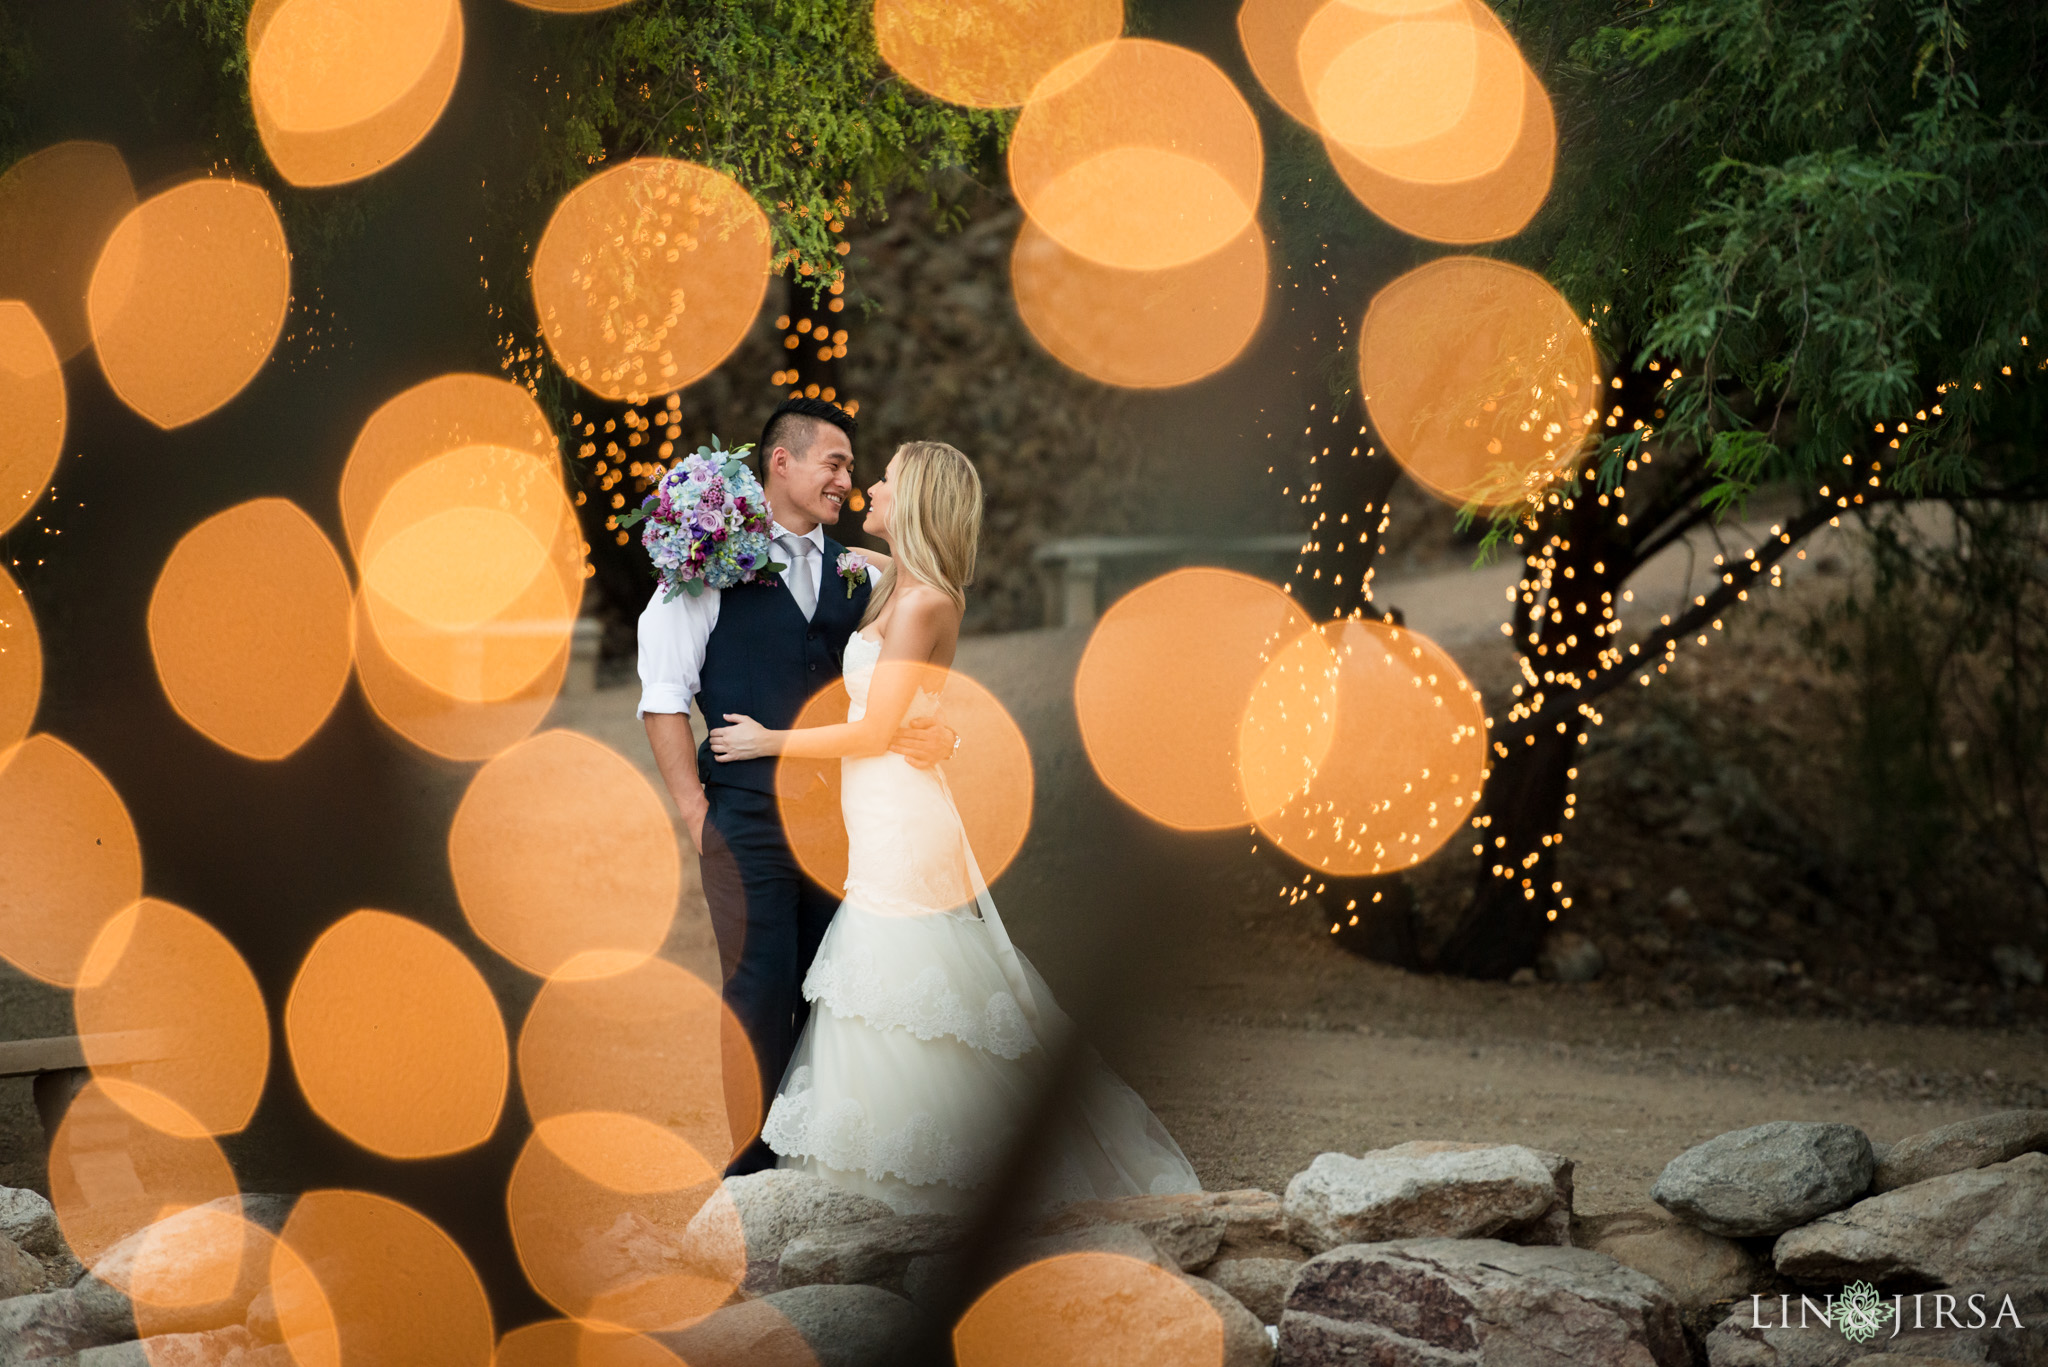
left=836, top=551, right=872, bottom=598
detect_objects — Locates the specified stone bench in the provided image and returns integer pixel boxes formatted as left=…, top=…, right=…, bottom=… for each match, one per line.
left=0, top=1033, right=170, bottom=1139
left=1032, top=534, right=1305, bottom=628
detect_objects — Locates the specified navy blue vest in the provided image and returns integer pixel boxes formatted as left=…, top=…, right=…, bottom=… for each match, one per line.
left=696, top=534, right=871, bottom=794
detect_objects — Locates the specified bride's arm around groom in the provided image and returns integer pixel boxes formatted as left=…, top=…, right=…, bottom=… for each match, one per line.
left=708, top=585, right=957, bottom=763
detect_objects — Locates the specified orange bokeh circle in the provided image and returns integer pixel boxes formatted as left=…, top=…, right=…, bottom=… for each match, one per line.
left=1237, top=0, right=1327, bottom=127
left=354, top=587, right=570, bottom=760
left=48, top=1079, right=241, bottom=1294
left=359, top=443, right=580, bottom=705
left=248, top=0, right=464, bottom=187
left=339, top=373, right=561, bottom=562
left=285, top=909, right=509, bottom=1158
left=86, top=177, right=291, bottom=429
left=339, top=373, right=574, bottom=754
left=148, top=497, right=355, bottom=761
left=109, top=1206, right=287, bottom=1344
left=1009, top=38, right=1262, bottom=272
left=875, top=0, right=1124, bottom=108
left=0, top=140, right=138, bottom=361
left=0, top=300, right=65, bottom=538
left=953, top=1252, right=1225, bottom=1367
left=273, top=1190, right=494, bottom=1367
left=519, top=954, right=760, bottom=1174
left=0, top=734, right=143, bottom=986
left=1322, top=65, right=1554, bottom=244
left=776, top=665, right=1034, bottom=903
left=533, top=158, right=773, bottom=402
left=1360, top=256, right=1599, bottom=508
left=1302, top=0, right=1525, bottom=184
left=1011, top=215, right=1267, bottom=389
left=75, top=898, right=270, bottom=1138
left=494, top=1320, right=687, bottom=1367
left=1245, top=0, right=1554, bottom=242
left=1310, top=0, right=1555, bottom=243
left=508, top=0, right=639, bottom=9
left=1248, top=618, right=1486, bottom=874
left=451, top=730, right=681, bottom=979
left=0, top=566, right=40, bottom=756
left=1074, top=568, right=1335, bottom=831
left=507, top=1117, right=744, bottom=1333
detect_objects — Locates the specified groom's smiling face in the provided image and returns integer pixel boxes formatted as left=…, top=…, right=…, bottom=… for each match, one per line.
left=767, top=419, right=855, bottom=530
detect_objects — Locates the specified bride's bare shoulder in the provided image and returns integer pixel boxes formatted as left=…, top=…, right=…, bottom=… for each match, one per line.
left=893, top=580, right=961, bottom=626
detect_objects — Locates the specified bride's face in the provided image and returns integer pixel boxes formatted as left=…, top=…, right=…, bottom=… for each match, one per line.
left=862, top=456, right=899, bottom=542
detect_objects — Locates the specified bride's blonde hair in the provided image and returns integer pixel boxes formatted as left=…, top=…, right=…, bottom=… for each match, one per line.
left=861, top=440, right=981, bottom=629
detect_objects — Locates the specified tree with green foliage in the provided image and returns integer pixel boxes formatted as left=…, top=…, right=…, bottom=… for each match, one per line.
left=1413, top=0, right=2048, bottom=975
left=139, top=0, right=1005, bottom=614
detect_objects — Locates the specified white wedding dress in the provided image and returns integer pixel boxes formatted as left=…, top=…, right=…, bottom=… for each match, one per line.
left=759, top=629, right=1202, bottom=1214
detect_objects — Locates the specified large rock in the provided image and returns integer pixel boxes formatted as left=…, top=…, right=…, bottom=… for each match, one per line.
left=64, top=1327, right=294, bottom=1367
left=1201, top=1189, right=1305, bottom=1261
left=1774, top=1152, right=2048, bottom=1288
left=653, top=1284, right=929, bottom=1367
left=1575, top=1206, right=1762, bottom=1311
left=1175, top=1272, right=1273, bottom=1367
left=0, top=1232, right=45, bottom=1299
left=1201, top=1256, right=1300, bottom=1325
left=708, top=1171, right=894, bottom=1265
left=776, top=1213, right=966, bottom=1296
left=0, top=1277, right=133, bottom=1364
left=688, top=1172, right=892, bottom=1298
left=1654, top=1122, right=1875, bottom=1237
left=1875, top=1112, right=2048, bottom=1193
left=90, top=1201, right=277, bottom=1338
left=1704, top=1279, right=2048, bottom=1366
left=1038, top=1191, right=1236, bottom=1270
left=1279, top=1237, right=1690, bottom=1367
left=1283, top=1142, right=1574, bottom=1254
left=0, top=1187, right=60, bottom=1257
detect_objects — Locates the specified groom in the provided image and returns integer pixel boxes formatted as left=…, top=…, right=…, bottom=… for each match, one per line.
left=640, top=396, right=955, bottom=1176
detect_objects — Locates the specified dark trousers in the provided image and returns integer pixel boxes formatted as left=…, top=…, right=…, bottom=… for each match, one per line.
left=700, top=783, right=840, bottom=1176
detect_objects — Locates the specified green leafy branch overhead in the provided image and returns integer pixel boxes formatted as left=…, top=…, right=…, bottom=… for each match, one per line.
left=517, top=0, right=1010, bottom=293
left=144, top=0, right=1009, bottom=295
left=1526, top=0, right=2047, bottom=509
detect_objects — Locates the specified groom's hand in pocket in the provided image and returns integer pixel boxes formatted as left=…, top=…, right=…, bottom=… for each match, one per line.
left=891, top=717, right=956, bottom=770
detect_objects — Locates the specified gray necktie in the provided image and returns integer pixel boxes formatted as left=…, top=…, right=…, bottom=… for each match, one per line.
left=779, top=533, right=816, bottom=620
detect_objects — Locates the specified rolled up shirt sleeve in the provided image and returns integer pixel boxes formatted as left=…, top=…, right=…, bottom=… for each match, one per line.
left=636, top=585, right=719, bottom=720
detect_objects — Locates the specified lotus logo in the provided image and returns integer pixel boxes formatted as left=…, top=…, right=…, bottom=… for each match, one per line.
left=1832, top=1281, right=1896, bottom=1343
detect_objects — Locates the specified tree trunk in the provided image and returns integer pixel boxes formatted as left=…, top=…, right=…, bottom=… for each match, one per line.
left=1434, top=472, right=1632, bottom=977
left=1433, top=725, right=1576, bottom=976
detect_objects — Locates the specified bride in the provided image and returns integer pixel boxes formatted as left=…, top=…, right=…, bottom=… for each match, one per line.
left=706, top=440, right=1201, bottom=1215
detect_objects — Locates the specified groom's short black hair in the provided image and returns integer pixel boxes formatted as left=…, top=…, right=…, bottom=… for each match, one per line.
left=759, top=396, right=857, bottom=463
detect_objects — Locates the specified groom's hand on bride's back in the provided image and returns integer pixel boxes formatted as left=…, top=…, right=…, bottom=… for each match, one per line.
left=891, top=717, right=956, bottom=770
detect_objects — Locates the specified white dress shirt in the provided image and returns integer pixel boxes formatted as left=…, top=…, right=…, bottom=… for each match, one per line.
left=636, top=520, right=826, bottom=719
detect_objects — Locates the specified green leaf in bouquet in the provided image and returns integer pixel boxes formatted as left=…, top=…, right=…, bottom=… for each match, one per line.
left=615, top=507, right=648, bottom=529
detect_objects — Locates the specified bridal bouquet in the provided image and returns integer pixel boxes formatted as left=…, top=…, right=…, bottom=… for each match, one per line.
left=617, top=437, right=784, bottom=602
